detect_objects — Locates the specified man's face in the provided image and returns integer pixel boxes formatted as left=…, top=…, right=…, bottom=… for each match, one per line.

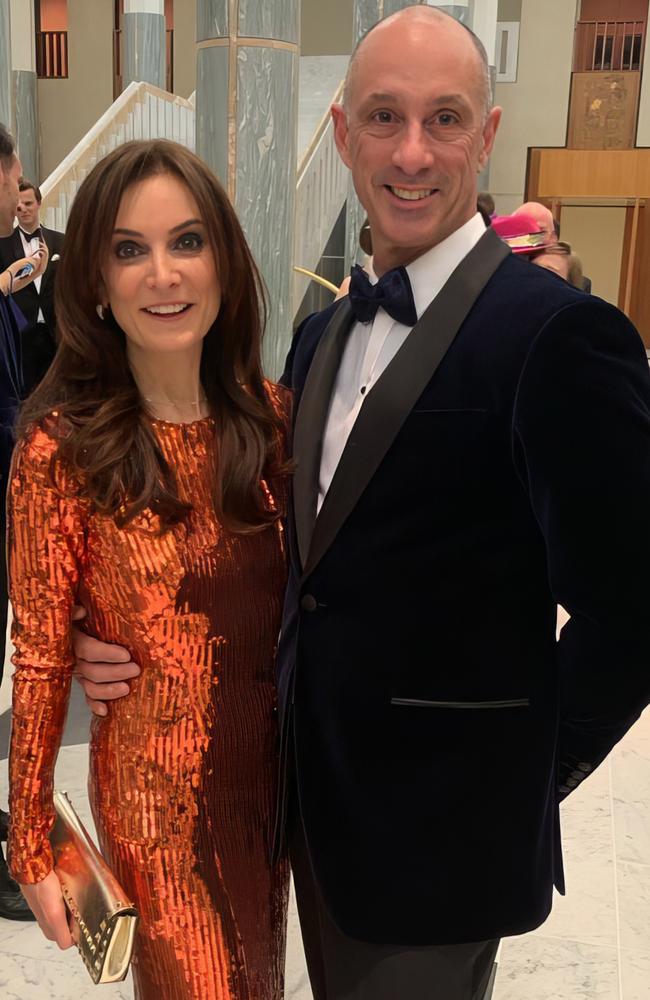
left=332, top=13, right=501, bottom=273
left=16, top=187, right=40, bottom=232
left=0, top=155, right=22, bottom=232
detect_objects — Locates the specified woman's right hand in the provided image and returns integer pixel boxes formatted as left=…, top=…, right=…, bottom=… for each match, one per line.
left=20, top=870, right=74, bottom=949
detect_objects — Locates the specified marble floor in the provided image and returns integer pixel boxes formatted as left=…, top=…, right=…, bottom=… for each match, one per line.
left=1, top=638, right=649, bottom=999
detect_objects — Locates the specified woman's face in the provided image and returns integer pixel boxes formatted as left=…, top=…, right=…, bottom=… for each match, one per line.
left=101, top=173, right=220, bottom=361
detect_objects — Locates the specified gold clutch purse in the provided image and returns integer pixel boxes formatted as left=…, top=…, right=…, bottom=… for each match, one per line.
left=50, top=790, right=139, bottom=985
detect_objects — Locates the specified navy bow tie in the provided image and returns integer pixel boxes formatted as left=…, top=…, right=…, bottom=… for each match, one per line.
left=348, top=264, right=418, bottom=327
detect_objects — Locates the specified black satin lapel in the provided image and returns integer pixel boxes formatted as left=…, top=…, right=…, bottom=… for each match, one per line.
left=302, top=228, right=510, bottom=579
left=292, top=299, right=356, bottom=570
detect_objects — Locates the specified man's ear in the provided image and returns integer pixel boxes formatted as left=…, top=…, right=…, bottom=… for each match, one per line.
left=478, top=106, right=502, bottom=171
left=331, top=103, right=353, bottom=169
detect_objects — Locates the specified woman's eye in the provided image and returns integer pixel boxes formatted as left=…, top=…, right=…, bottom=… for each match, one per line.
left=175, top=232, right=203, bottom=251
left=115, top=241, right=143, bottom=259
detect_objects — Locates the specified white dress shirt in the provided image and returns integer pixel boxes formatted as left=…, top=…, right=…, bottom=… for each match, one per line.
left=17, top=226, right=44, bottom=322
left=318, top=213, right=487, bottom=511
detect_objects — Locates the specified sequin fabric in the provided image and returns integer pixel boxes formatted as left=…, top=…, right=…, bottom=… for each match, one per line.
left=7, top=392, right=290, bottom=1000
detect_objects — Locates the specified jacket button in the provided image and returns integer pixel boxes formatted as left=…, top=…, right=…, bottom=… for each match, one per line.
left=301, top=594, right=318, bottom=612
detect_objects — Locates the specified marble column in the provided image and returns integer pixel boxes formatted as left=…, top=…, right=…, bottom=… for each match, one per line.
left=468, top=0, right=498, bottom=196
left=0, top=0, right=11, bottom=130
left=196, top=0, right=300, bottom=378
left=469, top=0, right=498, bottom=63
left=426, top=2, right=470, bottom=24
left=9, top=0, right=38, bottom=182
left=122, top=0, right=166, bottom=91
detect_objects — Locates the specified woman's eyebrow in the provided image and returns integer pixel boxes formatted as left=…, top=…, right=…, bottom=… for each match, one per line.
left=112, top=218, right=204, bottom=237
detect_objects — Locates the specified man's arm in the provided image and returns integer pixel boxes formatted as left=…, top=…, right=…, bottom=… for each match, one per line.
left=513, top=298, right=650, bottom=795
left=72, top=607, right=140, bottom=716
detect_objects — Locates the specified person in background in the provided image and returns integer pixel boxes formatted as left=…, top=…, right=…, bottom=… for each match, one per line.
left=477, top=191, right=495, bottom=223
left=511, top=200, right=558, bottom=242
left=0, top=180, right=64, bottom=391
left=533, top=242, right=584, bottom=289
left=0, top=122, right=47, bottom=923
left=6, top=139, right=290, bottom=999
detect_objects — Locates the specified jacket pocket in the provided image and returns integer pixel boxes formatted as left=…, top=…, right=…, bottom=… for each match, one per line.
left=390, top=697, right=530, bottom=709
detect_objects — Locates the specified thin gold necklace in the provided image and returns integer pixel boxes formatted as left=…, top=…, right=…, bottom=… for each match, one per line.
left=144, top=394, right=207, bottom=407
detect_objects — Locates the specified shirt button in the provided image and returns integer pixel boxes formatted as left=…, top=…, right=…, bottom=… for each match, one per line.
left=301, top=594, right=318, bottom=612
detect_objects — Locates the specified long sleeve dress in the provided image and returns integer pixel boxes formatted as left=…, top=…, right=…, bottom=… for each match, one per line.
left=7, top=400, right=290, bottom=1000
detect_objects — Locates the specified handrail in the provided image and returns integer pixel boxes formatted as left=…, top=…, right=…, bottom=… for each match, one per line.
left=293, top=266, right=339, bottom=294
left=297, top=79, right=344, bottom=179
left=36, top=30, right=68, bottom=79
left=574, top=18, right=645, bottom=72
left=40, top=81, right=195, bottom=225
left=293, top=76, right=348, bottom=314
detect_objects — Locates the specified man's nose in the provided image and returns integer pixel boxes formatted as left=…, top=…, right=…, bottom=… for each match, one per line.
left=392, top=123, right=435, bottom=175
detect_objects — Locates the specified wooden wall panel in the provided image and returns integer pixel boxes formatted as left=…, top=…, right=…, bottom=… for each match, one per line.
left=530, top=148, right=650, bottom=197
left=628, top=202, right=650, bottom=345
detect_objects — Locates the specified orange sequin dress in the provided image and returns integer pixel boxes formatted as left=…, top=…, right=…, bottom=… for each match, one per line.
left=7, top=406, right=290, bottom=1000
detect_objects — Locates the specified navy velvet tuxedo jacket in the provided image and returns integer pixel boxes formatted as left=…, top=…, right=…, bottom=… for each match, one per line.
left=276, top=229, right=650, bottom=946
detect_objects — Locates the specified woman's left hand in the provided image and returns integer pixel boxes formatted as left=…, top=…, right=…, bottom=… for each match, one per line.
left=20, top=870, right=75, bottom=949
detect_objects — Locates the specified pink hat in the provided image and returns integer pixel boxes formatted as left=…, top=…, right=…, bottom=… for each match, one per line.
left=490, top=213, right=555, bottom=255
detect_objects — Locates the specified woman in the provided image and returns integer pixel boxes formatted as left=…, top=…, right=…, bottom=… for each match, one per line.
left=7, top=139, right=291, bottom=1000
left=0, top=121, right=48, bottom=922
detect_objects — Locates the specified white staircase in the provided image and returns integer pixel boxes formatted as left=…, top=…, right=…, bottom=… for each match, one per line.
left=40, top=82, right=195, bottom=233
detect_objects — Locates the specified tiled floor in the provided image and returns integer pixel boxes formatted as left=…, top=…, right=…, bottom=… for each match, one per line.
left=1, top=645, right=649, bottom=998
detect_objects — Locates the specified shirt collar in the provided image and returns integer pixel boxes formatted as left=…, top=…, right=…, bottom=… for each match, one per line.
left=407, top=213, right=487, bottom=321
left=366, top=213, right=487, bottom=323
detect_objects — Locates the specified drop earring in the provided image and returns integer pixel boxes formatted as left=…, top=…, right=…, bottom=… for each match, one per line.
left=96, top=304, right=105, bottom=320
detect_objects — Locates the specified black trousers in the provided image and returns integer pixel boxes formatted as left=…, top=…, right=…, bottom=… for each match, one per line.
left=289, top=801, right=499, bottom=1000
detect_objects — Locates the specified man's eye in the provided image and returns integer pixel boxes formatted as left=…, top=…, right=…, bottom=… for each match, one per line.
left=372, top=110, right=396, bottom=124
left=436, top=112, right=459, bottom=127
left=175, top=232, right=203, bottom=251
left=115, top=242, right=143, bottom=259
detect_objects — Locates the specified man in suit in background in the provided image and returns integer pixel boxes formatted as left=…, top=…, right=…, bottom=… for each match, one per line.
left=73, top=7, right=650, bottom=998
left=0, top=180, right=63, bottom=391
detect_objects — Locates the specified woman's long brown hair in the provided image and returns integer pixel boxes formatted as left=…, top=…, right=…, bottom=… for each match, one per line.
left=19, top=139, right=289, bottom=532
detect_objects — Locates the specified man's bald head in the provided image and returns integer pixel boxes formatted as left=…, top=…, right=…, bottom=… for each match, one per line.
left=513, top=202, right=557, bottom=240
left=343, top=5, right=492, bottom=118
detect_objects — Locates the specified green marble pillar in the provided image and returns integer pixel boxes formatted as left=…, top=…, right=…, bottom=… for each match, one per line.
left=196, top=0, right=300, bottom=378
left=9, top=0, right=39, bottom=182
left=123, top=0, right=166, bottom=91
left=0, top=0, right=11, bottom=129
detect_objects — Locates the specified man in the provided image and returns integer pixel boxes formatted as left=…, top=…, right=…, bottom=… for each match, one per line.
left=74, top=8, right=650, bottom=999
left=0, top=123, right=47, bottom=923
left=511, top=200, right=558, bottom=243
left=0, top=180, right=63, bottom=391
